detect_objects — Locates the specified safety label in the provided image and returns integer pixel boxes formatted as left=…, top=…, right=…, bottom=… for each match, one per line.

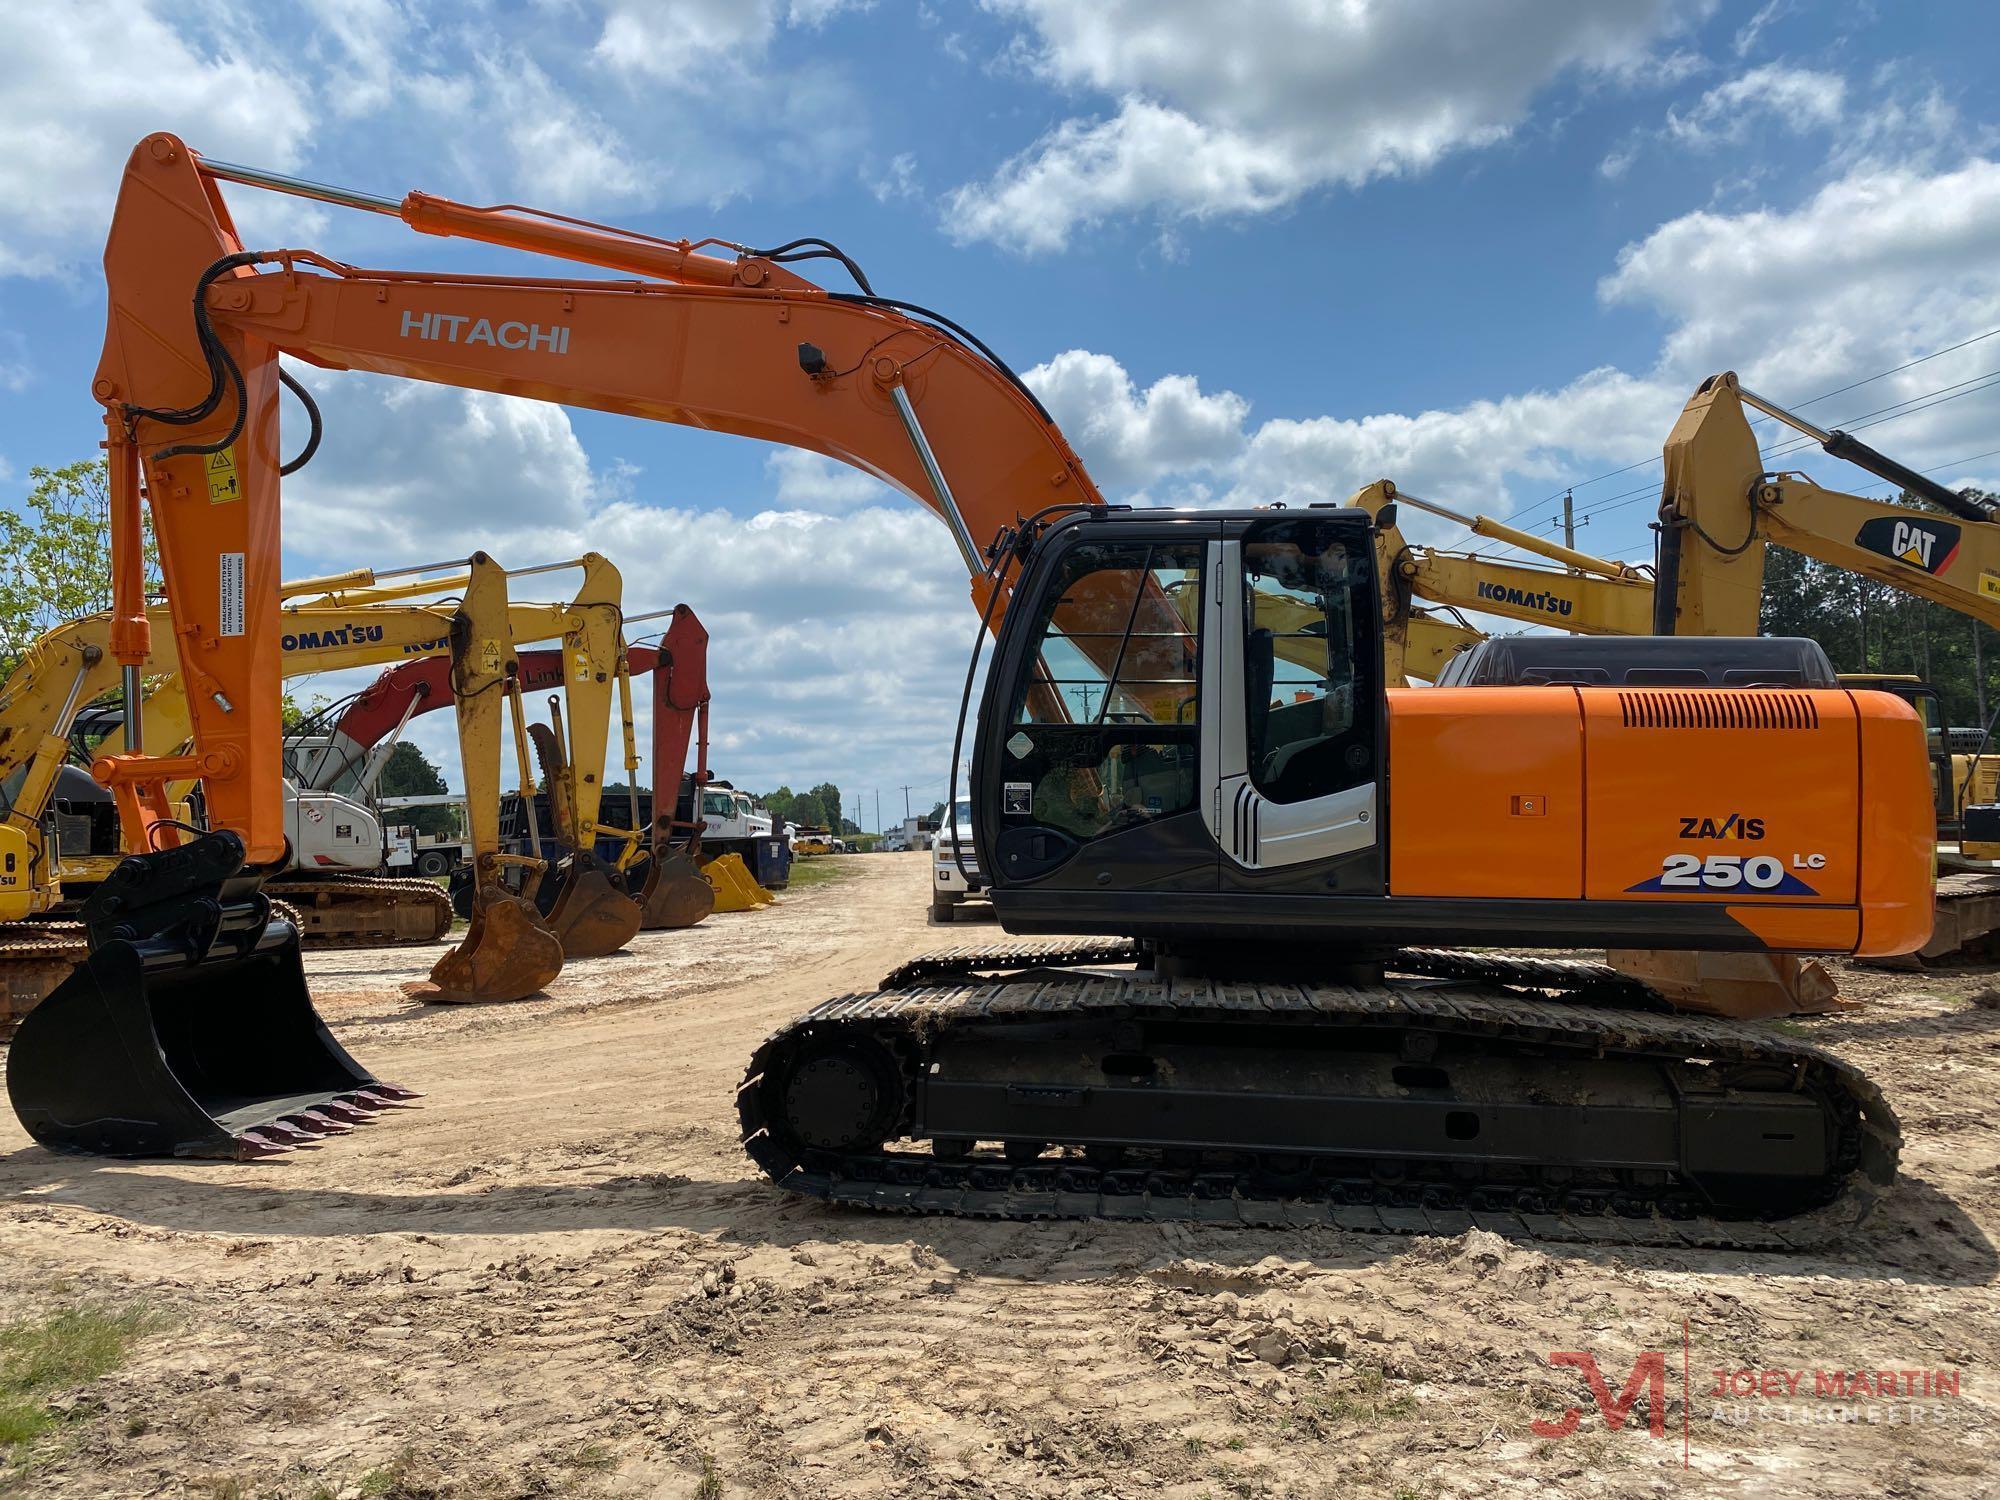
left=480, top=638, right=503, bottom=676
left=206, top=446, right=241, bottom=504
left=220, top=553, right=245, bottom=636
left=1981, top=572, right=2000, bottom=602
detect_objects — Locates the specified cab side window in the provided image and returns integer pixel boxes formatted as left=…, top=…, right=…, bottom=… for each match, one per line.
left=1242, top=518, right=1374, bottom=805
left=1007, top=541, right=1203, bottom=843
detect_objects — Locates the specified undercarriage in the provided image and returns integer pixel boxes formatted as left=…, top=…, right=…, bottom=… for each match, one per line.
left=738, top=940, right=1896, bottom=1250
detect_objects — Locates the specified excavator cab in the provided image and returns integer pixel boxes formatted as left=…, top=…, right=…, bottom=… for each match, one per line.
left=7, top=831, right=414, bottom=1156
left=974, top=509, right=1384, bottom=930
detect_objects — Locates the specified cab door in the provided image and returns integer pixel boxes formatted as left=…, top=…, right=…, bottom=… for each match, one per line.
left=981, top=522, right=1218, bottom=895
left=1210, top=514, right=1384, bottom=895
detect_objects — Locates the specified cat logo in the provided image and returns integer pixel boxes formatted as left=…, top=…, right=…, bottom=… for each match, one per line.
left=1855, top=515, right=1960, bottom=575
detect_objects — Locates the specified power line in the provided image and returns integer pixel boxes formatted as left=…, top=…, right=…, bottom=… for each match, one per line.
left=1571, top=368, right=2000, bottom=530
left=1483, top=326, right=2000, bottom=539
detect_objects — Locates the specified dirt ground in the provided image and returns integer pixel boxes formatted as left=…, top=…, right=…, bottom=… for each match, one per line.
left=0, top=850, right=1996, bottom=1497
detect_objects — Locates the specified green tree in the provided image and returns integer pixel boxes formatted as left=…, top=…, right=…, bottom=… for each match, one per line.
left=1758, top=488, right=2000, bottom=728
left=376, top=742, right=458, bottom=837
left=810, top=781, right=861, bottom=834
left=0, top=459, right=159, bottom=678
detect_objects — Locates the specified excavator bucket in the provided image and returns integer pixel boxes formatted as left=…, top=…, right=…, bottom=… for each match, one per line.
left=636, top=848, right=714, bottom=930
left=424, top=884, right=564, bottom=1002
left=7, top=833, right=416, bottom=1158
left=1606, top=948, right=1850, bottom=1019
left=540, top=854, right=645, bottom=957
left=702, top=853, right=773, bottom=912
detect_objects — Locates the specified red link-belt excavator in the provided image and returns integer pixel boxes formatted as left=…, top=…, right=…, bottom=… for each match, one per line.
left=23, top=132, right=1936, bottom=1247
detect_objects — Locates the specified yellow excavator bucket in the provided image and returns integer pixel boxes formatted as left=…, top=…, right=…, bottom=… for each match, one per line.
left=1606, top=949, right=1850, bottom=1018
left=636, top=847, right=714, bottom=930
left=423, top=882, right=565, bottom=1003
left=702, top=853, right=773, bottom=912
left=539, top=856, right=646, bottom=957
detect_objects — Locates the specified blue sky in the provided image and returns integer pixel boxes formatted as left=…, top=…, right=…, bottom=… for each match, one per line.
left=3, top=0, right=1998, bottom=823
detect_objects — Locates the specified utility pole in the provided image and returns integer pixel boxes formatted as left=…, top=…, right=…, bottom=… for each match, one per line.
left=1553, top=490, right=1584, bottom=635
left=900, top=784, right=914, bottom=820
left=875, top=789, right=881, bottom=835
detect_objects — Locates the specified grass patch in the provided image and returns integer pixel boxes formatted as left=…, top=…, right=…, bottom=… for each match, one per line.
left=781, top=857, right=855, bottom=890
left=0, top=1302, right=159, bottom=1452
left=694, top=1451, right=723, bottom=1499
left=1296, top=1367, right=1418, bottom=1435
left=560, top=1441, right=615, bottom=1472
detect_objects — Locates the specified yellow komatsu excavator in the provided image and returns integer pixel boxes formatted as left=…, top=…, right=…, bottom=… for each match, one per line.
left=0, top=552, right=656, bottom=1015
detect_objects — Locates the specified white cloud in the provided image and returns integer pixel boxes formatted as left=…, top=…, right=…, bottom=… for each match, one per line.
left=1227, top=368, right=1671, bottom=520
left=590, top=0, right=868, bottom=83
left=945, top=0, right=1699, bottom=252
left=1663, top=63, right=1845, bottom=146
left=0, top=332, right=31, bottom=393
left=766, top=449, right=898, bottom=511
left=1023, top=350, right=1248, bottom=487
left=866, top=151, right=921, bottom=203
left=1602, top=158, right=2000, bottom=391
left=0, top=0, right=313, bottom=275
left=474, top=50, right=644, bottom=206
left=278, top=372, right=598, bottom=565
left=0, top=1, right=876, bottom=278
left=1733, top=0, right=1789, bottom=58
left=1032, top=151, right=2000, bottom=540
left=272, top=373, right=973, bottom=805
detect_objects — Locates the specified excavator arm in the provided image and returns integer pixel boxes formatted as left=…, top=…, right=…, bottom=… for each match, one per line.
left=1346, top=480, right=1654, bottom=685
left=1653, top=371, right=2000, bottom=636
left=92, top=134, right=1098, bottom=867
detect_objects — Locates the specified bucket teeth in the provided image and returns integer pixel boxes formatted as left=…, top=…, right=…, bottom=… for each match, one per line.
left=319, top=1099, right=375, bottom=1125
left=258, top=1120, right=320, bottom=1147
left=233, top=1129, right=298, bottom=1157
left=285, top=1109, right=354, bottom=1135
left=353, top=1087, right=419, bottom=1111
left=365, top=1082, right=423, bottom=1103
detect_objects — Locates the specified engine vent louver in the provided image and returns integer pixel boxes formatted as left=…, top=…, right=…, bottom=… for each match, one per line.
left=1616, top=690, right=1820, bottom=730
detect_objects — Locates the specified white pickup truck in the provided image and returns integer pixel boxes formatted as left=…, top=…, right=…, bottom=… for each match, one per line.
left=931, top=796, right=987, bottom=922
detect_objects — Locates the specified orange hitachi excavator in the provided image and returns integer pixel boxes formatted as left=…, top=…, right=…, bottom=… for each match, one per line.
left=22, top=132, right=1936, bottom=1248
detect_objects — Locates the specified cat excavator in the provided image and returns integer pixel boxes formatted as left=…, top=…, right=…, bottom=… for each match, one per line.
left=24, top=134, right=1936, bottom=1250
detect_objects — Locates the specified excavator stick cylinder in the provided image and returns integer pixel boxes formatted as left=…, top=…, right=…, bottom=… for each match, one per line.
left=6, top=832, right=416, bottom=1158
left=635, top=848, right=715, bottom=930
left=423, top=881, right=564, bottom=1003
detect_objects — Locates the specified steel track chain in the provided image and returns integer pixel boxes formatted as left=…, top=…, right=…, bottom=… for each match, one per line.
left=882, top=938, right=1659, bottom=1008
left=264, top=874, right=453, bottom=948
left=740, top=974, right=1895, bottom=1251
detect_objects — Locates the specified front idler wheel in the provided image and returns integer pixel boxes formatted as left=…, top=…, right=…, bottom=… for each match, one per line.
left=774, top=1037, right=904, bottom=1158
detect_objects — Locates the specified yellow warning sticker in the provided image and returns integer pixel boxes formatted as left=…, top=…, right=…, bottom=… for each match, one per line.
left=480, top=639, right=503, bottom=676
left=1982, top=573, right=2000, bottom=601
left=206, top=446, right=241, bottom=504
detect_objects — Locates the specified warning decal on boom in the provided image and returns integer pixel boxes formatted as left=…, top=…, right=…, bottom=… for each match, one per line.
left=206, top=446, right=241, bottom=504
